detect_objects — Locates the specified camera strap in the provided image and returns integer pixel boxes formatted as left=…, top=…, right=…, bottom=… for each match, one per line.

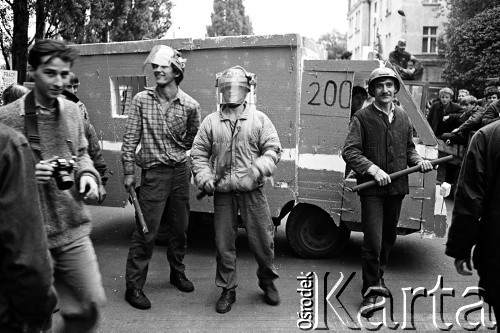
left=24, top=91, right=76, bottom=160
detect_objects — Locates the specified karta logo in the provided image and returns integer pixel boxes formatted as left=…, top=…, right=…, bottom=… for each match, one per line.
left=296, top=272, right=497, bottom=331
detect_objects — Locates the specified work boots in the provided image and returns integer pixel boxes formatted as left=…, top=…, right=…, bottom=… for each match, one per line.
left=125, top=288, right=151, bottom=310
left=216, top=288, right=236, bottom=313
left=259, top=280, right=280, bottom=306
left=170, top=272, right=194, bottom=292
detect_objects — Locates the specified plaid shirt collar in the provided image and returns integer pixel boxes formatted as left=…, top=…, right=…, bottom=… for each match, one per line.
left=145, top=86, right=187, bottom=106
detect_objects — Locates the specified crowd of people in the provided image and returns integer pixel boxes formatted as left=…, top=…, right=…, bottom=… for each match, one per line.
left=426, top=85, right=500, bottom=145
left=1, top=37, right=499, bottom=330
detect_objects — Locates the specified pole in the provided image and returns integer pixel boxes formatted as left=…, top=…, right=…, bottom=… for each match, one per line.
left=129, top=187, right=149, bottom=235
left=349, top=155, right=453, bottom=192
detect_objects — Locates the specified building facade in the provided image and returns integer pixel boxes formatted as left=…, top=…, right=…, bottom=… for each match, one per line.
left=347, top=0, right=447, bottom=83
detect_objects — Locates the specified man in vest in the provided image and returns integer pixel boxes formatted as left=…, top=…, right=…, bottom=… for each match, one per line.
left=342, top=65, right=433, bottom=318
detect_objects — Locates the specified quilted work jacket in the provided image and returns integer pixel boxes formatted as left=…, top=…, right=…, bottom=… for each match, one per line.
left=191, top=104, right=281, bottom=193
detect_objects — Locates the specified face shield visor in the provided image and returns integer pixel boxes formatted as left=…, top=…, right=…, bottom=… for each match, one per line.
left=216, top=66, right=256, bottom=106
left=142, top=45, right=186, bottom=74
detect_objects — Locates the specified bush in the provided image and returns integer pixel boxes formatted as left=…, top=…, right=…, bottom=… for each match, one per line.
left=443, top=6, right=500, bottom=97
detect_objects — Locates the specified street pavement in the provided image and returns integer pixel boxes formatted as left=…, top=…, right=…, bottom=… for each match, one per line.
left=52, top=198, right=496, bottom=332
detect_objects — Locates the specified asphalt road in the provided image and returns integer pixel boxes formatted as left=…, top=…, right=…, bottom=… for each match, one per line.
left=52, top=198, right=496, bottom=332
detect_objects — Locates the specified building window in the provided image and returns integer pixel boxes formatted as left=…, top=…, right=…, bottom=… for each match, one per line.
left=385, top=33, right=391, bottom=53
left=355, top=11, right=360, bottom=32
left=422, top=26, right=438, bottom=53
left=110, top=75, right=147, bottom=118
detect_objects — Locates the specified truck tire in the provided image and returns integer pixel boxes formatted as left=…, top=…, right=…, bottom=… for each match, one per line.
left=286, top=203, right=350, bottom=258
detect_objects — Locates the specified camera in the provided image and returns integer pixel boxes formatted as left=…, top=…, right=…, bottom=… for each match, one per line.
left=44, top=157, right=76, bottom=190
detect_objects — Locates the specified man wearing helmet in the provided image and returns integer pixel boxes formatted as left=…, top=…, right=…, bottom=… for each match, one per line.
left=121, top=45, right=201, bottom=309
left=342, top=65, right=433, bottom=318
left=388, top=39, right=423, bottom=80
left=191, top=66, right=281, bottom=313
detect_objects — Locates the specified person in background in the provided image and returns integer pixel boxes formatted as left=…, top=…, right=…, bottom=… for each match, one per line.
left=388, top=39, right=423, bottom=80
left=66, top=72, right=80, bottom=95
left=446, top=120, right=500, bottom=326
left=0, top=39, right=106, bottom=332
left=191, top=66, right=281, bottom=313
left=482, top=86, right=499, bottom=108
left=342, top=66, right=433, bottom=318
left=426, top=87, right=463, bottom=139
left=0, top=123, right=57, bottom=332
left=350, top=86, right=368, bottom=118
left=481, top=87, right=500, bottom=127
left=340, top=51, right=353, bottom=60
left=63, top=72, right=108, bottom=203
left=121, top=45, right=200, bottom=310
left=1, top=84, right=29, bottom=105
left=457, top=89, right=469, bottom=104
left=441, top=95, right=485, bottom=145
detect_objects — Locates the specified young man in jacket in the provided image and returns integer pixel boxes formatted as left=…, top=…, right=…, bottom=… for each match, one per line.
left=342, top=66, right=432, bottom=318
left=0, top=39, right=106, bottom=332
left=441, top=95, right=485, bottom=145
left=191, top=66, right=281, bottom=313
left=0, top=123, right=57, bottom=332
left=121, top=45, right=201, bottom=309
left=426, top=87, right=463, bottom=139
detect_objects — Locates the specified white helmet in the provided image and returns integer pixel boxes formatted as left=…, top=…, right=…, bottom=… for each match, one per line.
left=143, top=45, right=186, bottom=82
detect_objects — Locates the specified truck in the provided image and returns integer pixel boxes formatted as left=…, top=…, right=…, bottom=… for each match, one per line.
left=70, top=34, right=448, bottom=259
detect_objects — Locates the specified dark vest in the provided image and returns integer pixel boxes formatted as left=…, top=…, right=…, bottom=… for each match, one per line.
left=354, top=104, right=413, bottom=196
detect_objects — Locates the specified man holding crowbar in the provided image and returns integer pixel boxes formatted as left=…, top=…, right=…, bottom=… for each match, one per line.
left=342, top=64, right=434, bottom=318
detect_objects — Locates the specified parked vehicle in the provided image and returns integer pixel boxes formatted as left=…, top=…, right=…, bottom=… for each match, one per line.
left=70, top=34, right=447, bottom=259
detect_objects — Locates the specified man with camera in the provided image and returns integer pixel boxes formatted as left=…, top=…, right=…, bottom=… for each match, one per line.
left=0, top=39, right=106, bottom=332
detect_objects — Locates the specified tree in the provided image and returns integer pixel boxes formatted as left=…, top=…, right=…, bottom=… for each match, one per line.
left=318, top=29, right=347, bottom=60
left=110, top=0, right=172, bottom=42
left=442, top=1, right=499, bottom=96
left=0, top=0, right=172, bottom=82
left=0, top=0, right=32, bottom=80
left=206, top=0, right=253, bottom=37
left=445, top=0, right=498, bottom=27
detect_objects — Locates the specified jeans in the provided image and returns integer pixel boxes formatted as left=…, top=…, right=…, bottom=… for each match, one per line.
left=360, top=195, right=404, bottom=295
left=126, top=163, right=190, bottom=290
left=50, top=236, right=106, bottom=332
left=213, top=187, right=279, bottom=289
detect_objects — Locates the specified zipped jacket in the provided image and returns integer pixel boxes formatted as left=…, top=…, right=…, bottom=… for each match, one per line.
left=191, top=105, right=281, bottom=193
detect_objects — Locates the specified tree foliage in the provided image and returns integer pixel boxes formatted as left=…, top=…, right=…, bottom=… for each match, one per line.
left=443, top=1, right=500, bottom=96
left=445, top=0, right=498, bottom=27
left=56, top=0, right=172, bottom=44
left=206, top=0, right=253, bottom=37
left=0, top=0, right=172, bottom=82
left=318, top=29, right=347, bottom=60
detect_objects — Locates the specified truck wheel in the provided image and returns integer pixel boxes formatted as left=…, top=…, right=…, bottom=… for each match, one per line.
left=286, top=204, right=350, bottom=258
